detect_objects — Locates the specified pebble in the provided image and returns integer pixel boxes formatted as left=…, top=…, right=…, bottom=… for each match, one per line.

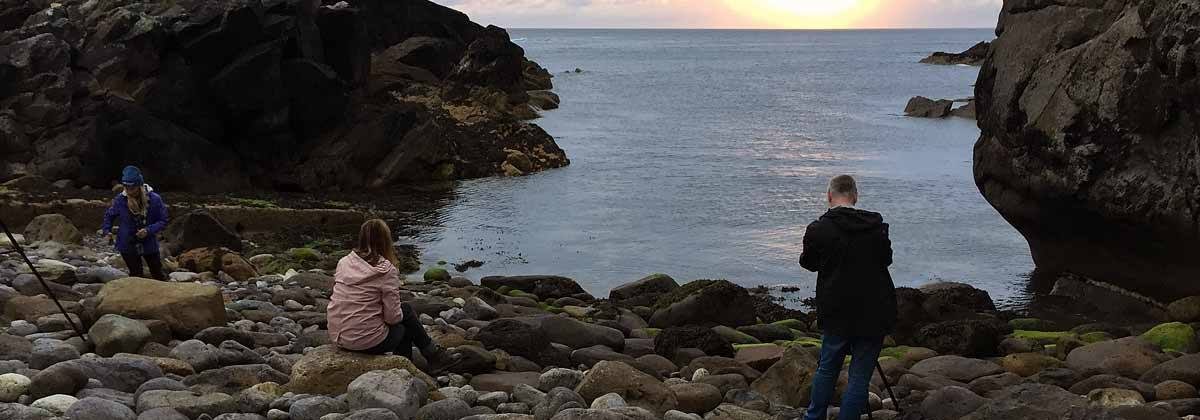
left=7, top=321, right=37, bottom=336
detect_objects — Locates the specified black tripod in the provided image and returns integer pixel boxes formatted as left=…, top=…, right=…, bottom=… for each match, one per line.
left=0, top=218, right=89, bottom=342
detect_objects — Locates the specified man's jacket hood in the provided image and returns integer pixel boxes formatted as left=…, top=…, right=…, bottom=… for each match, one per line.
left=822, top=206, right=885, bottom=233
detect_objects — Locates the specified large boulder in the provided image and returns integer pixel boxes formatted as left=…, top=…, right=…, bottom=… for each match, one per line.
left=528, top=315, right=624, bottom=352
left=287, top=345, right=435, bottom=395
left=22, top=214, right=82, bottom=245
left=95, top=277, right=226, bottom=337
left=161, top=210, right=242, bottom=256
left=575, top=361, right=677, bottom=415
left=648, top=280, right=757, bottom=328
left=911, top=355, right=1005, bottom=383
left=961, top=383, right=1090, bottom=420
left=974, top=0, right=1200, bottom=301
left=749, top=345, right=818, bottom=409
left=1140, top=353, right=1200, bottom=386
left=609, top=274, right=680, bottom=307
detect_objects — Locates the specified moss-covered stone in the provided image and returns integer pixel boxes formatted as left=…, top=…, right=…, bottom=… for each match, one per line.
left=712, top=325, right=761, bottom=345
left=1009, top=318, right=1058, bottom=332
left=1001, top=352, right=1064, bottom=377
left=634, top=328, right=661, bottom=338
left=787, top=337, right=823, bottom=348
left=507, top=289, right=538, bottom=300
left=652, top=279, right=719, bottom=310
left=424, top=267, right=450, bottom=283
left=1080, top=331, right=1113, bottom=344
left=1140, top=322, right=1196, bottom=353
left=1010, top=330, right=1075, bottom=346
left=497, top=286, right=514, bottom=295
left=287, top=247, right=323, bottom=261
left=771, top=319, right=807, bottom=331
left=733, top=343, right=780, bottom=351
left=879, top=346, right=915, bottom=360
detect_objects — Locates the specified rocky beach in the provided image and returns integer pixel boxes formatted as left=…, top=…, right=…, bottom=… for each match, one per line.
left=1, top=202, right=1200, bottom=420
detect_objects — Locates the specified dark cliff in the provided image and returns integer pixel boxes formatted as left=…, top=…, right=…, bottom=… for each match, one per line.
left=0, top=0, right=568, bottom=192
left=974, top=0, right=1200, bottom=301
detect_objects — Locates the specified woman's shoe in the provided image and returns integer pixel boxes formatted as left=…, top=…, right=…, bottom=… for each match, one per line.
left=421, top=344, right=463, bottom=375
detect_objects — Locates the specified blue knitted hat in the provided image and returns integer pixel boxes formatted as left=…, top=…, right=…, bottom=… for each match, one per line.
left=120, top=166, right=144, bottom=186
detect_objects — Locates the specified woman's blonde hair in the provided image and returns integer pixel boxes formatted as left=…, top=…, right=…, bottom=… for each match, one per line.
left=125, top=185, right=148, bottom=216
left=355, top=219, right=398, bottom=267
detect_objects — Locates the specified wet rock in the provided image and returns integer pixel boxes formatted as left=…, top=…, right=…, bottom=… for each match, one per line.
left=96, top=278, right=227, bottom=337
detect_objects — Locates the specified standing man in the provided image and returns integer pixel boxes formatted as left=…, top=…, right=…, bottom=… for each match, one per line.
left=800, top=175, right=897, bottom=420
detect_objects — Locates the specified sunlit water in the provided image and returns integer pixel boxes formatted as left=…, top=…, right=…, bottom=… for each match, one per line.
left=401, top=29, right=1034, bottom=307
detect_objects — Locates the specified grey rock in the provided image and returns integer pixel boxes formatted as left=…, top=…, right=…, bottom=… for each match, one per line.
left=538, top=369, right=584, bottom=392
left=90, top=314, right=152, bottom=357
left=416, top=397, right=472, bottom=420
left=66, top=396, right=137, bottom=420
left=347, top=369, right=429, bottom=419
left=28, top=338, right=79, bottom=369
left=344, top=408, right=402, bottom=420
left=920, top=386, right=986, bottom=420
left=291, top=395, right=347, bottom=420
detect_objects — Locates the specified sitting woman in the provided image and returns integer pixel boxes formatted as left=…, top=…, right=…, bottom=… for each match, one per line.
left=327, top=219, right=458, bottom=372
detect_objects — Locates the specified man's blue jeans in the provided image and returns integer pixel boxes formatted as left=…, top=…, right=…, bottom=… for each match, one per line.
left=804, top=334, right=885, bottom=420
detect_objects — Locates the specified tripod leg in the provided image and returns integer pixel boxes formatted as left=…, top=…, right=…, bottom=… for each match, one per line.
left=0, top=219, right=89, bottom=343
left=875, top=361, right=901, bottom=413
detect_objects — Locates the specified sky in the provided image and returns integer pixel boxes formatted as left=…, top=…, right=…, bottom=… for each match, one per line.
left=441, top=0, right=1004, bottom=29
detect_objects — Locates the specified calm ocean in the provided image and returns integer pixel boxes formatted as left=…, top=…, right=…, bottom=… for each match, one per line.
left=402, top=29, right=1035, bottom=307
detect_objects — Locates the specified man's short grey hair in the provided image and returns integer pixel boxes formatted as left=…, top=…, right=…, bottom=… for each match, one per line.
left=829, top=175, right=858, bottom=197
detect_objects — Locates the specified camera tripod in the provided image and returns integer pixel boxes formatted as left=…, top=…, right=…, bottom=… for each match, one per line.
left=0, top=217, right=88, bottom=342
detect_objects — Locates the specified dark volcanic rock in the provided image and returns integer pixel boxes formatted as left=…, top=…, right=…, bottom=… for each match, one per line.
left=655, top=325, right=735, bottom=359
left=974, top=0, right=1200, bottom=301
left=0, top=0, right=565, bottom=191
left=481, top=275, right=589, bottom=300
left=610, top=274, right=680, bottom=307
left=920, top=41, right=991, bottom=65
left=904, top=96, right=954, bottom=118
left=914, top=318, right=1012, bottom=357
left=649, top=280, right=757, bottom=328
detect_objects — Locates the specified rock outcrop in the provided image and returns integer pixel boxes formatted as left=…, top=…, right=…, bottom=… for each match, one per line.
left=974, top=0, right=1200, bottom=301
left=0, top=0, right=567, bottom=192
left=921, top=41, right=991, bottom=66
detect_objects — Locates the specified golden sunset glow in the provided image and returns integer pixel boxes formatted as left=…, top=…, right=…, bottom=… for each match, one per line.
left=722, top=0, right=883, bottom=29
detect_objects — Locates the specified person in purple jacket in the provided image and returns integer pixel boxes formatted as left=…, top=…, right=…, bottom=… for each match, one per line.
left=101, top=166, right=168, bottom=280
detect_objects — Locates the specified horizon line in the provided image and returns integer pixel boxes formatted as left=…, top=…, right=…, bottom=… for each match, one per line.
left=503, top=26, right=996, bottom=31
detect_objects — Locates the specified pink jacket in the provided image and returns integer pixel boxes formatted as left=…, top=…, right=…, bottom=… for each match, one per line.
left=327, top=252, right=404, bottom=351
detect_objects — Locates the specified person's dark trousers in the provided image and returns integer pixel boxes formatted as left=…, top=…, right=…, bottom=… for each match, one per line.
left=121, top=253, right=165, bottom=280
left=804, top=334, right=885, bottom=420
left=363, top=302, right=433, bottom=360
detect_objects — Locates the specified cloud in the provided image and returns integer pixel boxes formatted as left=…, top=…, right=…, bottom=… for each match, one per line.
left=441, top=0, right=1003, bottom=29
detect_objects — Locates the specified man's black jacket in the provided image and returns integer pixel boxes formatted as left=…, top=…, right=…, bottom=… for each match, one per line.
left=800, top=206, right=897, bottom=337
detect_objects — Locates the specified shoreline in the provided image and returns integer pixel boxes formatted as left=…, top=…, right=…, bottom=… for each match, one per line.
left=0, top=212, right=1198, bottom=419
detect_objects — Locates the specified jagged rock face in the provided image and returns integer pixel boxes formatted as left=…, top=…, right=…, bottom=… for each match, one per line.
left=0, top=0, right=567, bottom=192
left=974, top=0, right=1200, bottom=301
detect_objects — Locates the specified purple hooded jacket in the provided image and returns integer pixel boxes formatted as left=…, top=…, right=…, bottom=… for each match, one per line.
left=101, top=186, right=168, bottom=255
